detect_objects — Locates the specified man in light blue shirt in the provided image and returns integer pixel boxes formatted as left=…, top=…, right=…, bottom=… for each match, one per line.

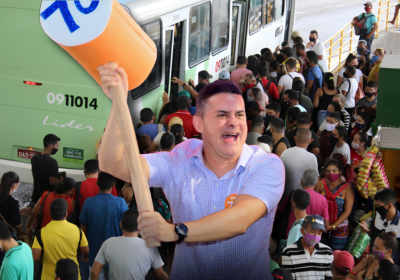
left=98, top=63, right=285, bottom=280
left=353, top=1, right=378, bottom=51
left=287, top=189, right=310, bottom=247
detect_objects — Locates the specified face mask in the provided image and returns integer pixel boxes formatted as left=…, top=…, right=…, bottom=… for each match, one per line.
left=352, top=142, right=361, bottom=150
left=326, top=122, right=338, bottom=132
left=327, top=173, right=340, bottom=182
left=329, top=134, right=339, bottom=146
left=309, top=37, right=316, bottom=42
left=303, top=229, right=321, bottom=247
left=372, top=248, right=389, bottom=260
left=357, top=47, right=365, bottom=54
left=355, top=122, right=365, bottom=130
left=343, top=72, right=348, bottom=78
left=51, top=147, right=59, bottom=155
left=376, top=205, right=389, bottom=219
left=244, top=83, right=255, bottom=90
left=371, top=55, right=380, bottom=64
left=365, top=91, right=375, bottom=98
left=365, top=7, right=371, bottom=12
left=264, top=114, right=275, bottom=124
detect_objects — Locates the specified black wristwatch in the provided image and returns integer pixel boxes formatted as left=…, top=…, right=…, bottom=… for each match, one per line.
left=175, top=223, right=188, bottom=244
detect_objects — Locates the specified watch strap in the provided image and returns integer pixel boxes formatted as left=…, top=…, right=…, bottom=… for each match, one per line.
left=175, top=223, right=188, bottom=244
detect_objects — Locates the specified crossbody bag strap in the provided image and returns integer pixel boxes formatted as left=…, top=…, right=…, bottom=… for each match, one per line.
left=0, top=212, right=16, bottom=231
left=332, top=183, right=349, bottom=199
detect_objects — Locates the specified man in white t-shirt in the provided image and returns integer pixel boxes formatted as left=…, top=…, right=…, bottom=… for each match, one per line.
left=306, top=30, right=328, bottom=73
left=277, top=58, right=305, bottom=95
left=280, top=128, right=318, bottom=201
left=331, top=126, right=351, bottom=164
left=91, top=210, right=168, bottom=280
left=339, top=65, right=358, bottom=117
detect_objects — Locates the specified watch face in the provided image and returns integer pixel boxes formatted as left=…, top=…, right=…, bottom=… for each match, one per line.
left=178, top=227, right=186, bottom=235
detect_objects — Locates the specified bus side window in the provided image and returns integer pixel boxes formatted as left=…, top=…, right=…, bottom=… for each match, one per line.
left=189, top=2, right=211, bottom=67
left=274, top=0, right=284, bottom=20
left=130, top=20, right=162, bottom=99
left=249, top=0, right=262, bottom=35
left=211, top=0, right=229, bottom=55
left=263, top=0, right=274, bottom=26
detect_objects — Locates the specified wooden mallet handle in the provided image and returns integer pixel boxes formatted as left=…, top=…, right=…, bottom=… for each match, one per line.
left=110, top=86, right=160, bottom=248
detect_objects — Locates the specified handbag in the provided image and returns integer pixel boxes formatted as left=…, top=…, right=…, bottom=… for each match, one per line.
left=0, top=212, right=27, bottom=243
left=355, top=82, right=365, bottom=104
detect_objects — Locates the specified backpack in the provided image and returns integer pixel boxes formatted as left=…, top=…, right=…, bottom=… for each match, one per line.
left=309, top=68, right=323, bottom=100
left=67, top=182, right=82, bottom=226
left=323, top=180, right=349, bottom=224
left=354, top=13, right=369, bottom=36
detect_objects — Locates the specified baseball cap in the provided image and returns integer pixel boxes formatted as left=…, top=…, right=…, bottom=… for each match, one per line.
left=246, top=100, right=266, bottom=111
left=198, top=70, right=213, bottom=80
left=219, top=71, right=230, bottom=80
left=291, top=31, right=300, bottom=38
left=177, top=96, right=191, bottom=108
left=55, top=259, right=79, bottom=280
left=168, top=116, right=183, bottom=128
left=272, top=268, right=294, bottom=280
left=333, top=250, right=355, bottom=273
left=364, top=1, right=373, bottom=7
left=178, top=90, right=191, bottom=98
left=303, top=214, right=326, bottom=230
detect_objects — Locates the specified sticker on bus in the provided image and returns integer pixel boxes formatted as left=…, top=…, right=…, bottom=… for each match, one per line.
left=63, top=147, right=84, bottom=164
left=18, top=149, right=41, bottom=160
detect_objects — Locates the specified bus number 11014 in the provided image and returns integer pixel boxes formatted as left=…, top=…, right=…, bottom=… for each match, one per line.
left=47, top=92, right=98, bottom=110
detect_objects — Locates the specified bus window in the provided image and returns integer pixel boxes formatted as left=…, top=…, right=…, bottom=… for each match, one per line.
left=230, top=6, right=239, bottom=65
left=130, top=20, right=162, bottom=99
left=189, top=2, right=211, bottom=67
left=211, top=0, right=229, bottom=55
left=263, top=0, right=274, bottom=26
left=249, top=0, right=262, bottom=35
left=164, top=30, right=173, bottom=93
left=274, top=0, right=284, bottom=20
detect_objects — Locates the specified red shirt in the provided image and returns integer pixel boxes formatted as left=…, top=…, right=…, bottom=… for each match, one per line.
left=165, top=110, right=199, bottom=139
left=73, top=178, right=117, bottom=210
left=351, top=149, right=364, bottom=167
left=260, top=78, right=279, bottom=101
left=40, top=191, right=73, bottom=228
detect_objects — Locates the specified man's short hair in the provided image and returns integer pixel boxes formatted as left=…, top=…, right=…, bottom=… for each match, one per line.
left=54, top=177, right=75, bottom=194
left=236, top=55, right=247, bottom=65
left=281, top=47, right=294, bottom=58
left=0, top=221, right=12, bottom=241
left=140, top=108, right=154, bottom=123
left=50, top=198, right=68, bottom=221
left=358, top=40, right=367, bottom=46
left=266, top=102, right=281, bottom=114
left=296, top=128, right=311, bottom=142
left=306, top=51, right=319, bottom=64
left=43, top=134, right=60, bottom=148
left=251, top=117, right=265, bottom=129
left=297, top=112, right=312, bottom=125
left=295, top=43, right=305, bottom=51
left=269, top=60, right=279, bottom=71
left=55, top=259, right=79, bottom=280
left=287, top=107, right=301, bottom=123
left=270, top=118, right=284, bottom=133
left=346, top=65, right=356, bottom=77
left=286, top=58, right=297, bottom=69
left=285, top=89, right=299, bottom=102
left=374, top=188, right=397, bottom=206
left=281, top=41, right=289, bottom=47
left=257, top=66, right=268, bottom=77
left=335, top=126, right=348, bottom=141
left=310, top=30, right=318, bottom=36
left=97, top=172, right=115, bottom=191
left=328, top=112, right=341, bottom=122
left=302, top=168, right=318, bottom=187
left=366, top=81, right=377, bottom=89
left=160, top=132, right=175, bottom=150
left=292, top=189, right=310, bottom=210
left=196, top=80, right=242, bottom=117
left=121, top=209, right=139, bottom=232
left=84, top=159, right=99, bottom=175
left=333, top=94, right=346, bottom=104
left=293, top=36, right=303, bottom=44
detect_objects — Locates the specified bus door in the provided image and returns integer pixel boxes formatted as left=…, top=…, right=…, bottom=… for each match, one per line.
left=230, top=2, right=245, bottom=71
left=284, top=0, right=293, bottom=41
left=168, top=22, right=184, bottom=102
left=164, top=25, right=175, bottom=95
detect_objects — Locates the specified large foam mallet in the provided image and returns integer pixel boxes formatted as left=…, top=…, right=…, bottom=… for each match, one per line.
left=40, top=0, right=160, bottom=247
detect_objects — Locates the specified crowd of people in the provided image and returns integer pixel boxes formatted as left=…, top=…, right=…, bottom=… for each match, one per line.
left=0, top=2, right=399, bottom=279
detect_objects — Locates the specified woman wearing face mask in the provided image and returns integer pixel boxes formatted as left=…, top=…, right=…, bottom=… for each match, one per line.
left=249, top=87, right=267, bottom=116
left=316, top=158, right=354, bottom=250
left=313, top=73, right=341, bottom=128
left=354, top=231, right=398, bottom=280
left=337, top=54, right=364, bottom=88
left=350, top=111, right=372, bottom=139
left=351, top=132, right=370, bottom=168
left=316, top=101, right=344, bottom=136
left=368, top=48, right=385, bottom=86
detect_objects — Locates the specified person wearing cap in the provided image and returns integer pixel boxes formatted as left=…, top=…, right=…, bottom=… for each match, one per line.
left=189, top=70, right=213, bottom=94
left=246, top=117, right=265, bottom=145
left=257, top=135, right=273, bottom=153
left=55, top=258, right=79, bottom=280
left=240, top=74, right=266, bottom=105
left=165, top=96, right=200, bottom=139
left=353, top=2, right=378, bottom=51
left=281, top=214, right=333, bottom=279
left=231, top=55, right=253, bottom=88
left=150, top=116, right=186, bottom=152
left=357, top=40, right=370, bottom=57
left=177, top=90, right=197, bottom=115
left=331, top=250, right=355, bottom=280
left=306, top=30, right=329, bottom=73
left=219, top=71, right=231, bottom=81
left=291, top=31, right=300, bottom=42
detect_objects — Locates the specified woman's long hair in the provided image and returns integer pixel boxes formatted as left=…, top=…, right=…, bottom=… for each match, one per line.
left=0, top=172, right=19, bottom=204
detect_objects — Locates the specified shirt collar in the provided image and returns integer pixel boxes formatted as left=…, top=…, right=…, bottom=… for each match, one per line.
left=5, top=241, right=24, bottom=258
left=191, top=142, right=254, bottom=178
left=387, top=210, right=400, bottom=225
left=176, top=110, right=191, bottom=115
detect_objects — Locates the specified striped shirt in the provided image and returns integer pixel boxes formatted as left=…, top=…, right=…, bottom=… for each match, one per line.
left=282, top=239, right=333, bottom=280
left=342, top=108, right=350, bottom=130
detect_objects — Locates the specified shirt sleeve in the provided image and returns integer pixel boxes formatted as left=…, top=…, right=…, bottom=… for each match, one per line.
left=370, top=15, right=377, bottom=24
left=153, top=132, right=163, bottom=146
left=80, top=228, right=89, bottom=247
left=309, top=132, right=320, bottom=149
left=268, top=82, right=280, bottom=100
left=307, top=71, right=315, bottom=81
left=0, top=263, right=19, bottom=280
left=339, top=80, right=349, bottom=92
left=32, top=236, right=42, bottom=249
left=239, top=153, right=285, bottom=213
left=94, top=241, right=107, bottom=265
left=322, top=197, right=330, bottom=220
left=324, top=252, right=334, bottom=278
left=313, top=42, right=323, bottom=56
left=278, top=76, right=285, bottom=86
left=150, top=247, right=165, bottom=269
left=49, top=158, right=59, bottom=178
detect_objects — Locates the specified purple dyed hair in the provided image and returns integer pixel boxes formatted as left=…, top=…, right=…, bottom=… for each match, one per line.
left=195, top=80, right=242, bottom=117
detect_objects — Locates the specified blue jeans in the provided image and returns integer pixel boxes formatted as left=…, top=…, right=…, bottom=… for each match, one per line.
left=79, top=255, right=89, bottom=280
left=89, top=265, right=110, bottom=280
left=360, top=34, right=374, bottom=51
